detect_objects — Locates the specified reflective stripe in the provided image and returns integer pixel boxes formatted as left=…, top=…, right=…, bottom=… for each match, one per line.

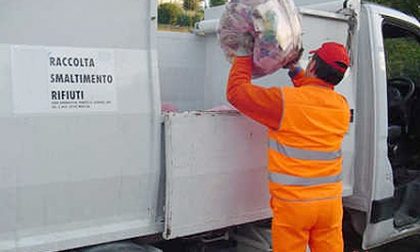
left=273, top=195, right=341, bottom=203
left=268, top=171, right=342, bottom=186
left=268, top=139, right=341, bottom=161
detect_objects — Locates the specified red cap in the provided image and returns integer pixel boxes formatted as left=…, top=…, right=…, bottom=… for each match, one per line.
left=309, top=42, right=350, bottom=73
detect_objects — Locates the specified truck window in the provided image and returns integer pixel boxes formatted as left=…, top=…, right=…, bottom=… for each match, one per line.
left=157, top=1, right=204, bottom=32
left=383, top=25, right=419, bottom=85
left=383, top=22, right=420, bottom=228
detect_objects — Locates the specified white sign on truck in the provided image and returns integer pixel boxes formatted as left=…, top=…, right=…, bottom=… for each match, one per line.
left=12, top=46, right=117, bottom=113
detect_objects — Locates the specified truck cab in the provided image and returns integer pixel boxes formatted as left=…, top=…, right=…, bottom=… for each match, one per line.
left=344, top=2, right=420, bottom=249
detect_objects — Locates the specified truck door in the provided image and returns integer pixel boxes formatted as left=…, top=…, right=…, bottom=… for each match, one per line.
left=344, top=4, right=420, bottom=249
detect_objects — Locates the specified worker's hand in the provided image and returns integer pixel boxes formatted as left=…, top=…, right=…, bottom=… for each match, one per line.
left=288, top=64, right=303, bottom=79
left=283, top=48, right=304, bottom=69
left=234, top=32, right=254, bottom=57
left=288, top=63, right=301, bottom=72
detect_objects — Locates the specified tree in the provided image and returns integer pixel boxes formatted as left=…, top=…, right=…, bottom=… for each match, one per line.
left=177, top=10, right=204, bottom=27
left=384, top=37, right=420, bottom=85
left=183, top=0, right=200, bottom=11
left=210, top=0, right=226, bottom=7
left=158, top=3, right=183, bottom=25
left=370, top=0, right=419, bottom=19
left=370, top=0, right=419, bottom=81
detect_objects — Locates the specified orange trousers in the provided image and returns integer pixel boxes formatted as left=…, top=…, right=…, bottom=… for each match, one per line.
left=271, top=197, right=344, bottom=252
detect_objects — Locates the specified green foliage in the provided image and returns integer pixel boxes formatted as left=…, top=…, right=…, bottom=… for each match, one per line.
left=370, top=0, right=419, bottom=83
left=193, top=11, right=204, bottom=24
left=369, top=0, right=419, bottom=19
left=183, top=0, right=200, bottom=11
left=176, top=11, right=204, bottom=27
left=384, top=37, right=420, bottom=84
left=177, top=13, right=193, bottom=26
left=158, top=1, right=204, bottom=31
left=158, top=3, right=183, bottom=25
left=210, top=0, right=226, bottom=7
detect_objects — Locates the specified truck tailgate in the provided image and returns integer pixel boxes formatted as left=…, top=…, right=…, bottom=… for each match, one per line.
left=163, top=112, right=271, bottom=239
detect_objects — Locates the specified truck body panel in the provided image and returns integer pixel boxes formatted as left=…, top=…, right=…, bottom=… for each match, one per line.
left=0, top=1, right=162, bottom=251
left=163, top=112, right=270, bottom=239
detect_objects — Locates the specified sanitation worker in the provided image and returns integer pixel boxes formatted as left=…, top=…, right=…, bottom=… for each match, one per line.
left=226, top=41, right=351, bottom=252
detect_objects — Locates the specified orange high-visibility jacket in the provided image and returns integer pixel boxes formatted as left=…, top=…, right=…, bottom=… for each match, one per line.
left=227, top=56, right=350, bottom=201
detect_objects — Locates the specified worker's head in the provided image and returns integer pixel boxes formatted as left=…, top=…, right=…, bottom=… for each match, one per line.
left=306, top=42, right=350, bottom=85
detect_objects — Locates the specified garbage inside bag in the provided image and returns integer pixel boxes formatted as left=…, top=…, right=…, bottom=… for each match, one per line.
left=218, top=0, right=303, bottom=78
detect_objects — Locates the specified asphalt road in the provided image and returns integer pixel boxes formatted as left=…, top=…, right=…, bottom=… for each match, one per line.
left=155, top=230, right=420, bottom=252
left=343, top=218, right=420, bottom=252
left=370, top=236, right=420, bottom=252
left=344, top=236, right=420, bottom=252
left=68, top=218, right=420, bottom=252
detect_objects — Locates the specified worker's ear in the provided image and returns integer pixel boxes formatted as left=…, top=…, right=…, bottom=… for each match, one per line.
left=309, top=60, right=316, bottom=71
left=306, top=59, right=316, bottom=77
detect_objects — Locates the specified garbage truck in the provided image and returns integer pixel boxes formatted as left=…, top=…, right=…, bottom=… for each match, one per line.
left=0, top=0, right=419, bottom=251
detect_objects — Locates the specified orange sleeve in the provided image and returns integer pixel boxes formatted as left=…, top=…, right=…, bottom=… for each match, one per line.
left=288, top=66, right=305, bottom=87
left=226, top=56, right=283, bottom=130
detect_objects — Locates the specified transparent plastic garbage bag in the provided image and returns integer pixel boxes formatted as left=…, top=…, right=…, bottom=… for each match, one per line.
left=218, top=0, right=303, bottom=78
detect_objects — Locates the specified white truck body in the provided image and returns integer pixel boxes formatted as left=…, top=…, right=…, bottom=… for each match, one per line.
left=0, top=1, right=162, bottom=251
left=0, top=0, right=418, bottom=251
